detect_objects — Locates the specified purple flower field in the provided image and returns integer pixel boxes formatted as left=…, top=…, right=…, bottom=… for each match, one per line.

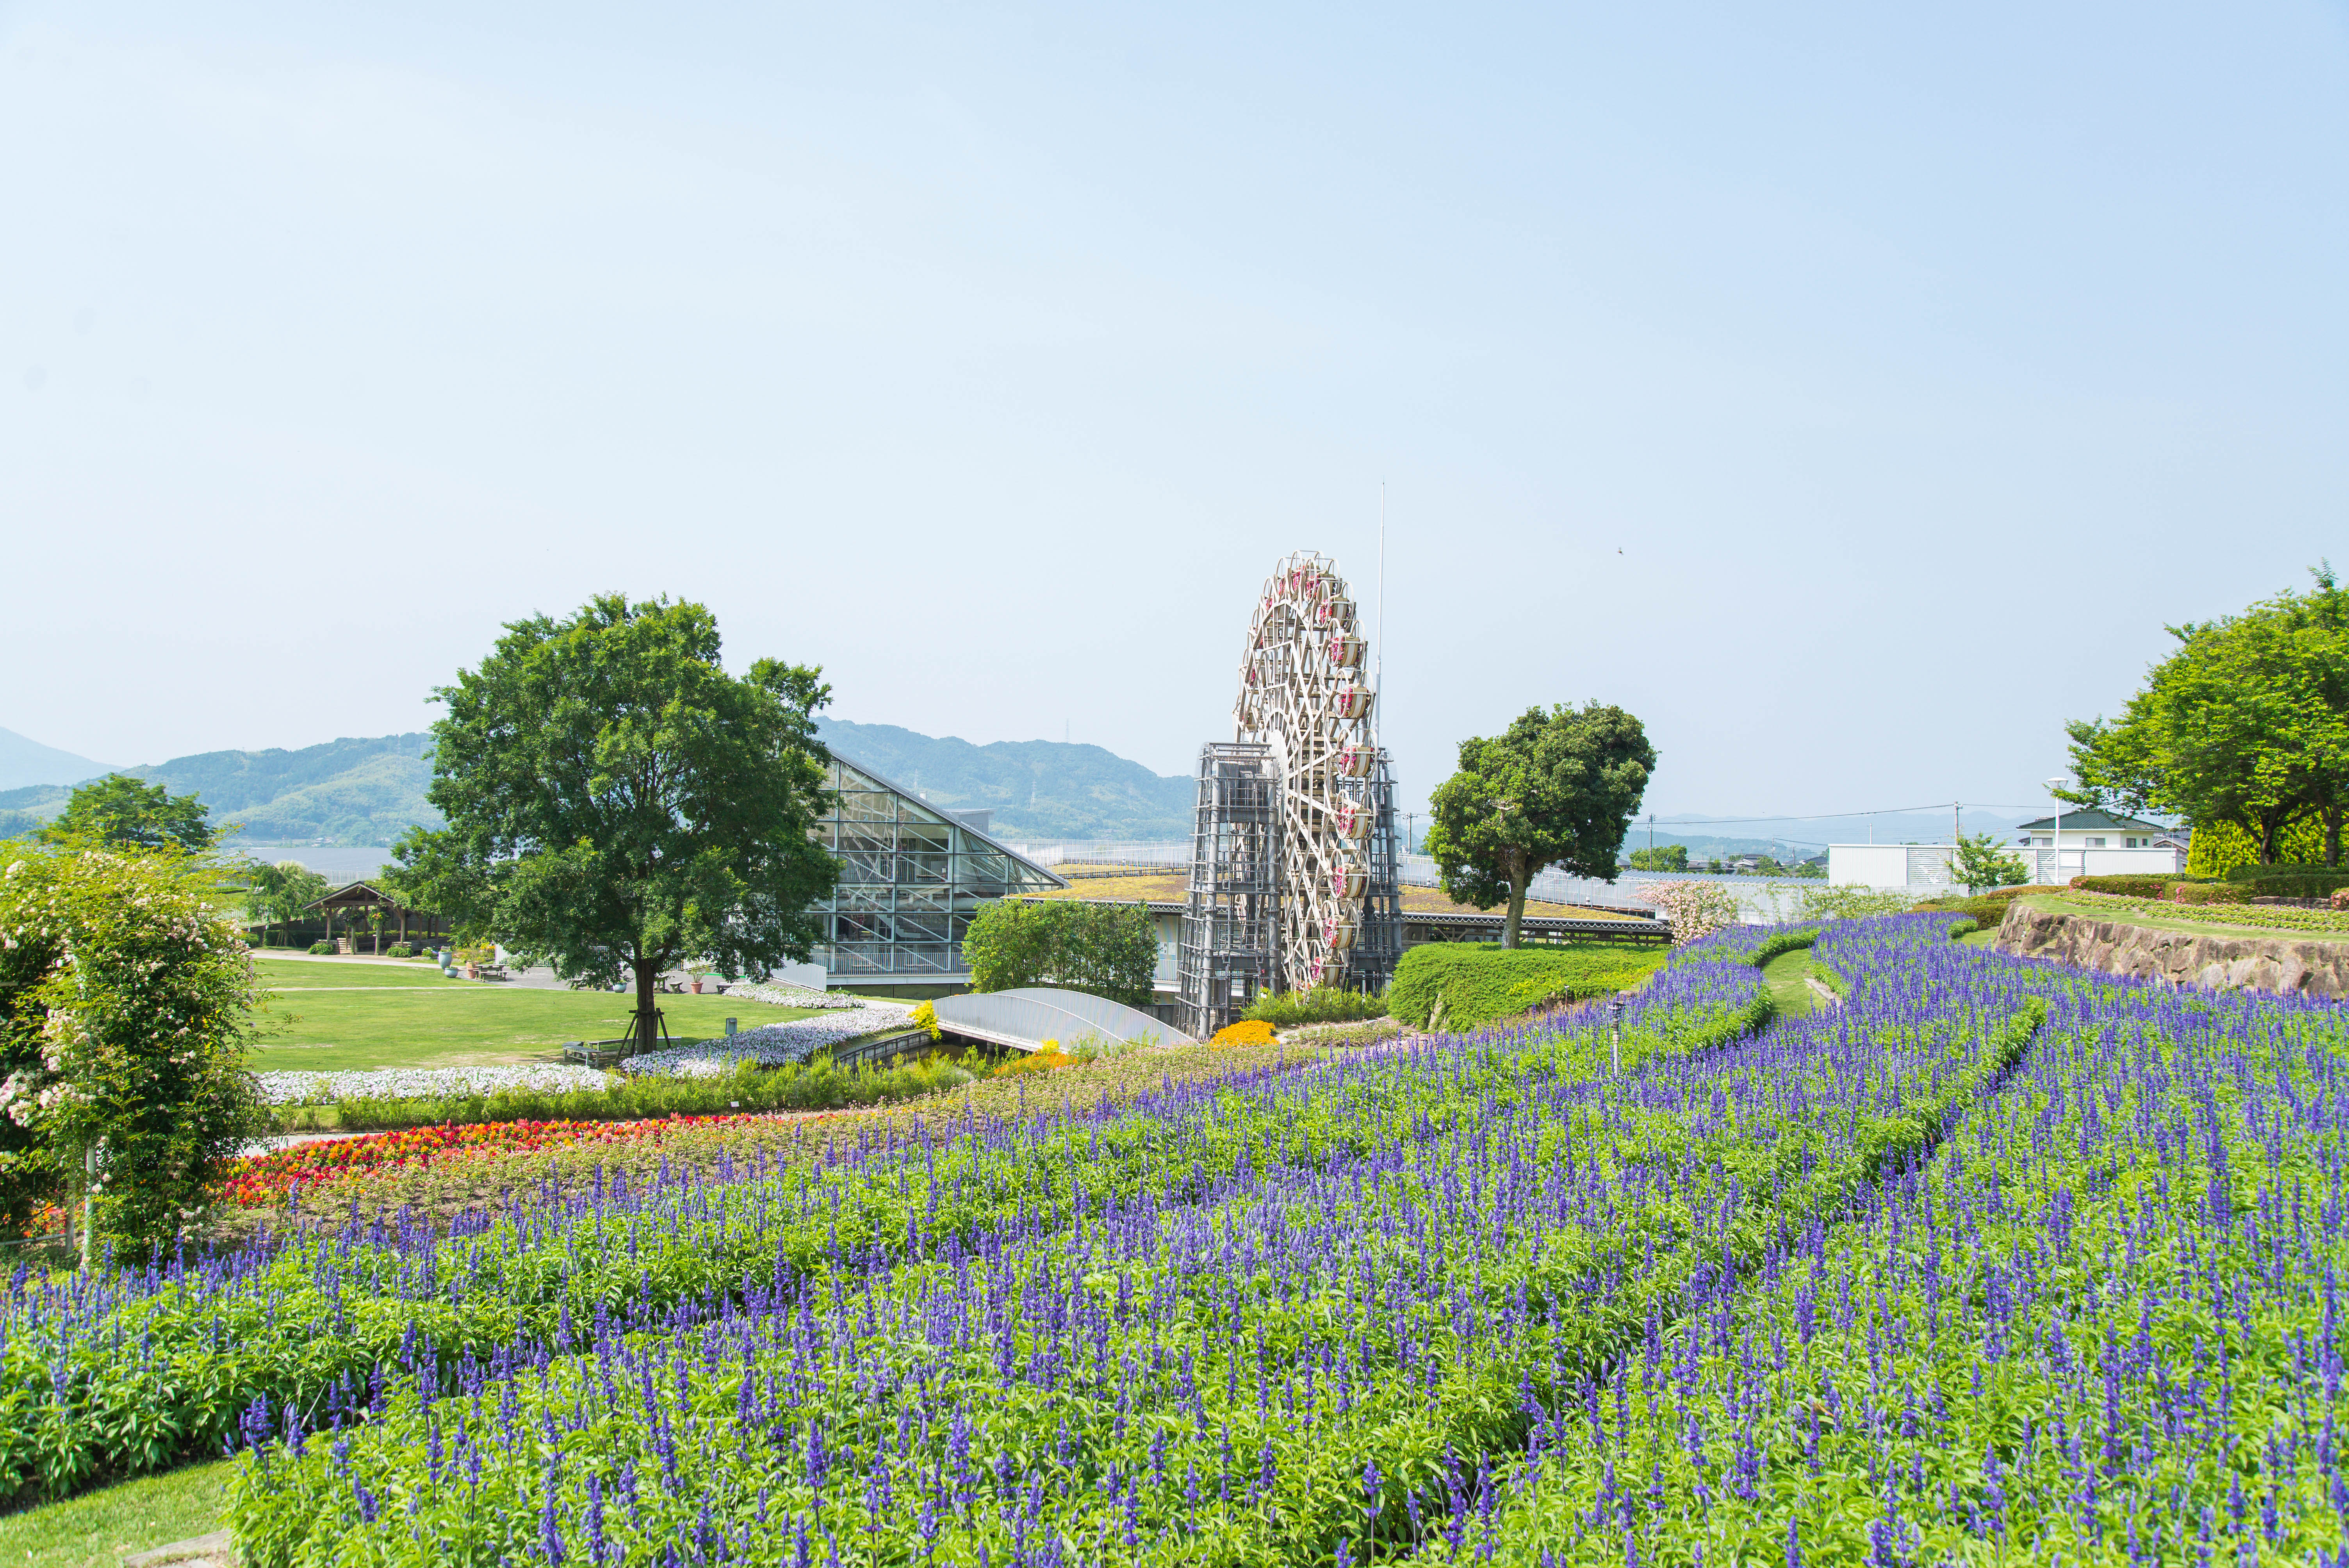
left=11, top=913, right=2345, bottom=1566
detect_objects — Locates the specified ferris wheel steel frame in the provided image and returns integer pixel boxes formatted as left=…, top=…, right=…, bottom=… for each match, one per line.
left=1179, top=551, right=1401, bottom=1038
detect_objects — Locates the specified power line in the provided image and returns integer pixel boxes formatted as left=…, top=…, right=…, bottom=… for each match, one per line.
left=1640, top=802, right=2050, bottom=827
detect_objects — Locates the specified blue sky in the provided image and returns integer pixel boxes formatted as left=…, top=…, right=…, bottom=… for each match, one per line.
left=4, top=0, right=2344, bottom=823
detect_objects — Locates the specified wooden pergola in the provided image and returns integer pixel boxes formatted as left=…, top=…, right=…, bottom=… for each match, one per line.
left=303, top=881, right=438, bottom=952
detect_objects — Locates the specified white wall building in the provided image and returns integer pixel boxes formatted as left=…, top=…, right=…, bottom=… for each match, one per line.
left=2007, top=811, right=2187, bottom=884
left=1828, top=811, right=2186, bottom=893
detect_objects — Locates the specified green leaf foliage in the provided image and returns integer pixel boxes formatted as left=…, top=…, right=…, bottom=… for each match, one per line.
left=390, top=595, right=839, bottom=1049
left=2069, top=563, right=2349, bottom=867
left=40, top=775, right=216, bottom=853
left=1387, top=941, right=1663, bottom=1031
left=1950, top=829, right=2029, bottom=894
left=960, top=899, right=1156, bottom=1009
left=1239, top=987, right=1390, bottom=1027
left=1423, top=702, right=1656, bottom=948
left=330, top=1055, right=972, bottom=1131
left=0, top=844, right=265, bottom=1252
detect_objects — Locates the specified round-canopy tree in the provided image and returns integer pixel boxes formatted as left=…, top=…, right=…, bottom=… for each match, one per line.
left=392, top=595, right=839, bottom=1049
left=1423, top=702, right=1656, bottom=948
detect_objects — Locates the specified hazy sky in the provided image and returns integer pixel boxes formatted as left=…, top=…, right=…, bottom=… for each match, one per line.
left=5, top=0, right=2344, bottom=821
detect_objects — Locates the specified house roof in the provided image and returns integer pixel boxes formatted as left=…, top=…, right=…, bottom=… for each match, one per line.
left=303, top=880, right=411, bottom=911
left=2012, top=810, right=2172, bottom=833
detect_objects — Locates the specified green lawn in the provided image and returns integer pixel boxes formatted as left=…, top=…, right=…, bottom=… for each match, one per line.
left=0, top=1459, right=235, bottom=1568
left=249, top=956, right=825, bottom=1073
left=1759, top=946, right=1816, bottom=1017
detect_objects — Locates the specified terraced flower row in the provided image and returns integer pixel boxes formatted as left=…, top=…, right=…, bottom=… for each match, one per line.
left=224, top=1113, right=810, bottom=1207
left=214, top=927, right=2051, bottom=1565
left=0, top=953, right=1775, bottom=1507
left=1408, top=927, right=2349, bottom=1564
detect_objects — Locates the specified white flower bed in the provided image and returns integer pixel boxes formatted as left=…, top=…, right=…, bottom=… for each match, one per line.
left=729, top=981, right=861, bottom=1010
left=623, top=999, right=919, bottom=1078
left=258, top=1064, right=617, bottom=1105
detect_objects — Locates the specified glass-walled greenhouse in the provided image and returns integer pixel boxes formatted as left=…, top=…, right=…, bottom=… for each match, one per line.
left=811, top=752, right=1066, bottom=989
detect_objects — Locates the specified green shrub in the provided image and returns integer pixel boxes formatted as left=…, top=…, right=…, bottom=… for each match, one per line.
left=1388, top=943, right=1662, bottom=1032
left=965, top=900, right=1156, bottom=1008
left=2215, top=866, right=2349, bottom=898
left=2070, top=874, right=2178, bottom=897
left=1909, top=894, right=2023, bottom=930
left=385, top=943, right=413, bottom=959
left=2170, top=882, right=2252, bottom=906
left=307, top=941, right=335, bottom=955
left=331, top=1055, right=971, bottom=1131
left=1240, top=987, right=1388, bottom=1027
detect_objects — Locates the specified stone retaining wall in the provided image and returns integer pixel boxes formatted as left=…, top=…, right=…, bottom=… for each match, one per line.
left=1994, top=902, right=2349, bottom=996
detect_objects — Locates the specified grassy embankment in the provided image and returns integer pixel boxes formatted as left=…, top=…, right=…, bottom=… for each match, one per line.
left=2012, top=892, right=2349, bottom=943
left=0, top=1459, right=236, bottom=1568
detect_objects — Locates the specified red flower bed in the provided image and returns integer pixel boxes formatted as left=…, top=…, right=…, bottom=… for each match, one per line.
left=225, top=1112, right=788, bottom=1206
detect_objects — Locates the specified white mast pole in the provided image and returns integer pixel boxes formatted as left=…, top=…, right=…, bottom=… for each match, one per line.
left=1375, top=481, right=1386, bottom=746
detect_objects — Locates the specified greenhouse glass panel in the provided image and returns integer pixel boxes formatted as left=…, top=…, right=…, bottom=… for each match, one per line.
left=802, top=751, right=1065, bottom=984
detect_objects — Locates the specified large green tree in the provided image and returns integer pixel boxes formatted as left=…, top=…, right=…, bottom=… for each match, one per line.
left=42, top=775, right=217, bottom=853
left=1422, top=702, right=1657, bottom=948
left=2067, top=565, right=2349, bottom=866
left=392, top=595, right=839, bottom=1049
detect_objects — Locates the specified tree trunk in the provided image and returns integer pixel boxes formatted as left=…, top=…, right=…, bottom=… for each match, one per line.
left=1503, top=869, right=1528, bottom=950
left=634, top=956, right=662, bottom=1051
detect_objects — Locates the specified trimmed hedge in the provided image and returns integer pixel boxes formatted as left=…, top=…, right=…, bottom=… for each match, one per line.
left=1239, top=987, right=1389, bottom=1027
left=2218, top=866, right=2349, bottom=898
left=2069, top=873, right=2179, bottom=897
left=330, top=1056, right=971, bottom=1131
left=2170, top=882, right=2251, bottom=906
left=1908, top=894, right=2027, bottom=930
left=1388, top=942, right=1663, bottom=1032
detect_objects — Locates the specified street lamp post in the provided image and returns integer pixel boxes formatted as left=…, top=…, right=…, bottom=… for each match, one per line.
left=2044, top=776, right=2070, bottom=887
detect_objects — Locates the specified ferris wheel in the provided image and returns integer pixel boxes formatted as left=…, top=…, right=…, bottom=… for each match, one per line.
left=1234, top=551, right=1386, bottom=992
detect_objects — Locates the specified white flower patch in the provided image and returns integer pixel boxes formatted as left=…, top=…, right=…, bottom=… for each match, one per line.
left=622, top=998, right=919, bottom=1078
left=728, top=981, right=862, bottom=1010
left=257, top=1064, right=618, bottom=1105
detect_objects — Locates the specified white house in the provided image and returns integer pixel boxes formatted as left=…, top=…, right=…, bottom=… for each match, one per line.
left=2008, top=810, right=2187, bottom=884
left=1829, top=811, right=2185, bottom=893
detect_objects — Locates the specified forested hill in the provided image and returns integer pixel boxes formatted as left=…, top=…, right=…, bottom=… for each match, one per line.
left=816, top=718, right=1193, bottom=841
left=0, top=733, right=440, bottom=845
left=0, top=723, right=1198, bottom=846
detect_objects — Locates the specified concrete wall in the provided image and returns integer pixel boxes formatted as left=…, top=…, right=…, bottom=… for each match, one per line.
left=1830, top=842, right=2184, bottom=891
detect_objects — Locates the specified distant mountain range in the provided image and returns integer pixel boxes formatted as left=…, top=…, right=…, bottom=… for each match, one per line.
left=0, top=727, right=114, bottom=791
left=816, top=718, right=1194, bottom=841
left=0, top=733, right=441, bottom=846
left=0, top=720, right=1199, bottom=848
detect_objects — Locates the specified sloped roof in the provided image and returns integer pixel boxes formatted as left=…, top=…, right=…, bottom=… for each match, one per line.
left=304, top=880, right=413, bottom=911
left=2012, top=810, right=2172, bottom=832
left=823, top=747, right=1069, bottom=890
